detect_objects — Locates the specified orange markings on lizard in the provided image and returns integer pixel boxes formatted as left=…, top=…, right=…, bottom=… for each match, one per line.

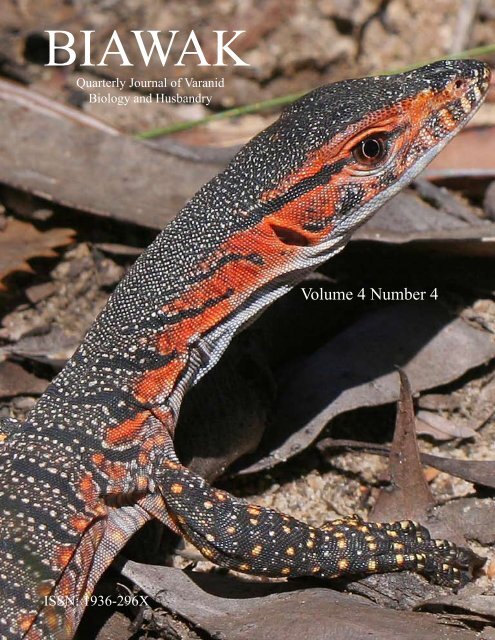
left=77, top=472, right=106, bottom=518
left=153, top=231, right=294, bottom=363
left=18, top=613, right=37, bottom=633
left=157, top=295, right=234, bottom=354
left=43, top=607, right=62, bottom=633
left=134, top=360, right=185, bottom=404
left=70, top=515, right=91, bottom=534
left=54, top=546, right=74, bottom=570
left=98, top=458, right=127, bottom=483
left=78, top=472, right=97, bottom=503
left=57, top=573, right=75, bottom=599
left=137, top=431, right=167, bottom=467
left=104, top=411, right=149, bottom=446
left=91, top=452, right=104, bottom=466
left=130, top=238, right=279, bottom=406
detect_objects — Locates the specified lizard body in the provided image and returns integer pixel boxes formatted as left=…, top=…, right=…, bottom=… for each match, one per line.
left=0, top=59, right=490, bottom=639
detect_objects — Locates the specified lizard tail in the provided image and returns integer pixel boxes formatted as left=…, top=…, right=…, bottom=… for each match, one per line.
left=23, top=489, right=184, bottom=640
left=20, top=499, right=159, bottom=640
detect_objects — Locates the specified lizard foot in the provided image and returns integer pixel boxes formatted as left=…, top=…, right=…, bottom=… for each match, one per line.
left=318, top=518, right=484, bottom=588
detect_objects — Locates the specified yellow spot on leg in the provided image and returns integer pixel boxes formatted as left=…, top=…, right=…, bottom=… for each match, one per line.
left=416, top=553, right=425, bottom=569
left=338, top=559, right=349, bottom=572
left=171, top=483, right=183, bottom=494
left=252, top=544, right=262, bottom=556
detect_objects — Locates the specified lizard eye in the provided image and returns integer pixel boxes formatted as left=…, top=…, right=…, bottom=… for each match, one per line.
left=352, top=135, right=388, bottom=166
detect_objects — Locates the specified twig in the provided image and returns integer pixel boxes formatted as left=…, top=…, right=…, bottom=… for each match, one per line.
left=135, top=42, right=495, bottom=139
left=450, top=0, right=481, bottom=54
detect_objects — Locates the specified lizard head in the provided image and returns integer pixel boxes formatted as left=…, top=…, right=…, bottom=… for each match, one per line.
left=255, top=59, right=490, bottom=264
left=154, top=61, right=490, bottom=379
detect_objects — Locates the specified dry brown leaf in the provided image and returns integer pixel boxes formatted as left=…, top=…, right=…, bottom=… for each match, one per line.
left=354, top=188, right=495, bottom=257
left=425, top=125, right=495, bottom=177
left=419, top=590, right=495, bottom=622
left=0, top=79, right=225, bottom=230
left=0, top=361, right=48, bottom=398
left=415, top=410, right=477, bottom=441
left=372, top=370, right=435, bottom=524
left=120, top=561, right=481, bottom=640
left=0, top=218, right=74, bottom=290
left=240, top=303, right=495, bottom=475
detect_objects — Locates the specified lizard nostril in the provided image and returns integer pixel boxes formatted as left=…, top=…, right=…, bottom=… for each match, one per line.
left=453, top=79, right=464, bottom=90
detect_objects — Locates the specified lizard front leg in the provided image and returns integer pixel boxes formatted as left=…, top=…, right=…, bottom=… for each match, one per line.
left=158, top=460, right=480, bottom=588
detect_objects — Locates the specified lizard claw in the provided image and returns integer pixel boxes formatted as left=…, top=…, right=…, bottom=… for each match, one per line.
left=423, top=543, right=486, bottom=589
left=319, top=518, right=485, bottom=588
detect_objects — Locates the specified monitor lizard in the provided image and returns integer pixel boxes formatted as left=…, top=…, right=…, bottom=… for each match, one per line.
left=0, top=58, right=490, bottom=639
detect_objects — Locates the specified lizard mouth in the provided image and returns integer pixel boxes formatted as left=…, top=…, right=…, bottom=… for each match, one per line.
left=421, top=61, right=491, bottom=145
left=399, top=61, right=491, bottom=187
